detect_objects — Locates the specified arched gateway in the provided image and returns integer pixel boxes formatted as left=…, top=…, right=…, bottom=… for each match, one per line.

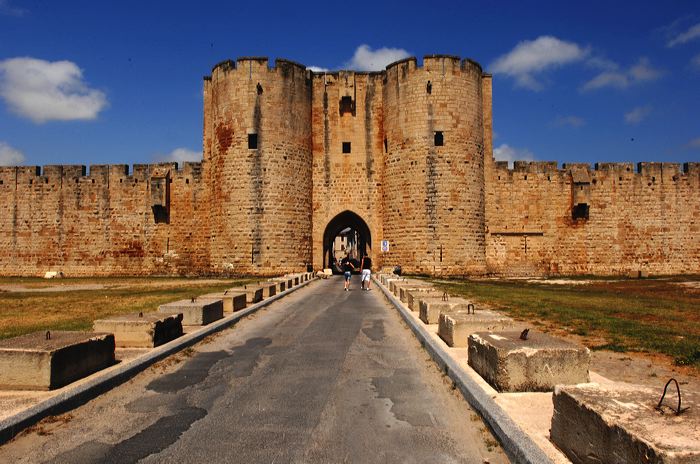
left=322, top=211, right=372, bottom=271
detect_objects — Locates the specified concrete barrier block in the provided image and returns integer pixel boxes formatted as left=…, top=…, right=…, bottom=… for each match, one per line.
left=229, top=286, right=263, bottom=304
left=158, top=299, right=224, bottom=325
left=419, top=297, right=472, bottom=324
left=0, top=331, right=115, bottom=390
left=551, top=383, right=700, bottom=464
left=390, top=280, right=423, bottom=297
left=438, top=310, right=515, bottom=347
left=93, top=312, right=183, bottom=348
left=399, top=283, right=434, bottom=303
left=468, top=331, right=590, bottom=392
left=389, top=279, right=408, bottom=294
left=199, top=291, right=246, bottom=313
left=256, top=282, right=277, bottom=298
left=274, top=277, right=294, bottom=289
left=406, top=289, right=445, bottom=311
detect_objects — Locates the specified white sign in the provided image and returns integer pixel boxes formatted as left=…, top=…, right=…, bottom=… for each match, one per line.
left=381, top=240, right=389, bottom=252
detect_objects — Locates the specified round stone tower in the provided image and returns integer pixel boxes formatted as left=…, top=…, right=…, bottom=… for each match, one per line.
left=382, top=55, right=487, bottom=274
left=203, top=57, right=313, bottom=275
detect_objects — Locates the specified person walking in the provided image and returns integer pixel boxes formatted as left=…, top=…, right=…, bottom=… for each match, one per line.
left=342, top=259, right=355, bottom=291
left=360, top=255, right=372, bottom=290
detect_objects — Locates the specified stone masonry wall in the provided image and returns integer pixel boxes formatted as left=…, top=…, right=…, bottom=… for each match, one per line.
left=0, top=53, right=698, bottom=277
left=484, top=161, right=700, bottom=276
left=0, top=163, right=209, bottom=276
left=204, top=58, right=313, bottom=276
left=310, top=71, right=384, bottom=269
left=381, top=56, right=487, bottom=275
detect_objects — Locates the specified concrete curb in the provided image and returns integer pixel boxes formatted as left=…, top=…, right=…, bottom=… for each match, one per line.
left=373, top=277, right=554, bottom=464
left=0, top=277, right=317, bottom=445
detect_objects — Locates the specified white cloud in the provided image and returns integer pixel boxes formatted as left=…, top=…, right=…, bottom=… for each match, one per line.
left=0, top=0, right=26, bottom=16
left=306, top=66, right=329, bottom=73
left=493, top=143, right=535, bottom=167
left=0, top=57, right=107, bottom=123
left=692, top=54, right=700, bottom=69
left=667, top=22, right=700, bottom=47
left=156, top=147, right=202, bottom=163
left=685, top=137, right=700, bottom=149
left=624, top=105, right=652, bottom=125
left=586, top=56, right=619, bottom=71
left=629, top=57, right=663, bottom=82
left=344, top=45, right=411, bottom=72
left=0, top=141, right=25, bottom=165
left=552, top=115, right=585, bottom=128
left=489, top=36, right=589, bottom=91
left=582, top=57, right=662, bottom=91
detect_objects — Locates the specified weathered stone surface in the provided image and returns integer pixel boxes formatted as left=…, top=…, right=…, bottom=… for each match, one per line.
left=273, top=277, right=294, bottom=289
left=398, top=283, right=434, bottom=303
left=419, top=297, right=472, bottom=324
left=406, top=289, right=445, bottom=312
left=199, top=291, right=246, bottom=313
left=0, top=331, right=115, bottom=390
left=256, top=282, right=277, bottom=298
left=229, top=286, right=263, bottom=304
left=468, top=331, right=590, bottom=392
left=93, top=312, right=183, bottom=348
left=438, top=309, right=514, bottom=347
left=551, top=383, right=700, bottom=464
left=1, top=58, right=697, bottom=278
left=158, top=299, right=224, bottom=325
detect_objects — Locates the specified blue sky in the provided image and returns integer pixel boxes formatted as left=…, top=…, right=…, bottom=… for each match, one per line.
left=0, top=0, right=699, bottom=169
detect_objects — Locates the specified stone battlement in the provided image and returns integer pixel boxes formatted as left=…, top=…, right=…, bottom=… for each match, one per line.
left=0, top=162, right=203, bottom=186
left=0, top=52, right=698, bottom=278
left=493, top=160, right=700, bottom=181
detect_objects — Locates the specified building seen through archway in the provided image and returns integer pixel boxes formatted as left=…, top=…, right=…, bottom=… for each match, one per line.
left=322, top=211, right=371, bottom=273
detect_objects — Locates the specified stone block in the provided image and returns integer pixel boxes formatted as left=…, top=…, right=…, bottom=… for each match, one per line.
left=438, top=309, right=515, bottom=347
left=391, top=279, right=424, bottom=298
left=93, top=312, right=183, bottom=348
left=229, top=286, right=263, bottom=304
left=274, top=277, right=294, bottom=289
left=398, top=283, right=434, bottom=303
left=389, top=278, right=409, bottom=294
left=406, top=289, right=445, bottom=311
left=0, top=331, right=115, bottom=390
left=199, top=291, right=246, bottom=312
left=468, top=331, right=590, bottom=392
left=419, top=297, right=472, bottom=324
left=551, top=383, right=700, bottom=464
left=257, top=282, right=277, bottom=298
left=158, top=298, right=224, bottom=325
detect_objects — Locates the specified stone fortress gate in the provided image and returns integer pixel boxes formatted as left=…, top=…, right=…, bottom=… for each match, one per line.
left=0, top=55, right=698, bottom=277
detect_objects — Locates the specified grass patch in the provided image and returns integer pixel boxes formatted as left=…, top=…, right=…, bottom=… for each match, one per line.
left=424, top=277, right=700, bottom=369
left=0, top=278, right=254, bottom=340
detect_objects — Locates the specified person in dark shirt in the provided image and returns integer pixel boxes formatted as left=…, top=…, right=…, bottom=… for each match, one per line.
left=342, top=259, right=355, bottom=291
left=360, top=255, right=372, bottom=290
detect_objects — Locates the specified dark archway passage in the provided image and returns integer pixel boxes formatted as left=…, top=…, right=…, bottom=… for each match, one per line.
left=322, top=211, right=371, bottom=271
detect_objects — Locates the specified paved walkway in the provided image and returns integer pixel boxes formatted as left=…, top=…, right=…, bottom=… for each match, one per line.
left=0, top=277, right=507, bottom=463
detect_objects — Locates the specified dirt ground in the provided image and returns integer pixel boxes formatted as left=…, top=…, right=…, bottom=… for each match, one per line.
left=431, top=276, right=700, bottom=393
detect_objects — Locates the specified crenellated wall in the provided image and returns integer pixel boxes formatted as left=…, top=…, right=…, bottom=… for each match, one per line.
left=0, top=162, right=208, bottom=276
left=0, top=53, right=698, bottom=277
left=484, top=160, right=700, bottom=276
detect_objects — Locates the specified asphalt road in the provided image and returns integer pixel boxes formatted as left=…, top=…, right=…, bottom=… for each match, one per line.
left=0, top=277, right=508, bottom=464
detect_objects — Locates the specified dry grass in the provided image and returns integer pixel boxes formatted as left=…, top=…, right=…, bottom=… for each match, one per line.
left=0, top=277, right=253, bottom=340
left=426, top=276, right=700, bottom=368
